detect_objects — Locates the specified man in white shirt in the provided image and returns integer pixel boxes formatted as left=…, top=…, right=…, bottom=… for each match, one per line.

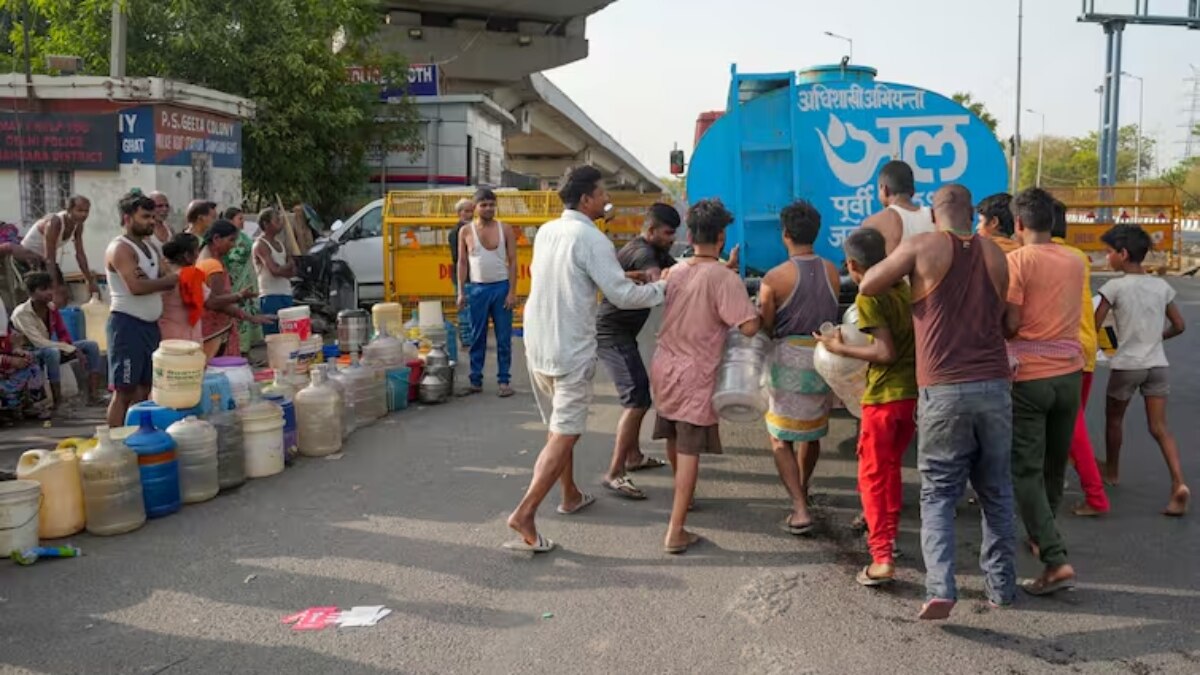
left=861, top=160, right=935, bottom=255
left=505, top=165, right=667, bottom=553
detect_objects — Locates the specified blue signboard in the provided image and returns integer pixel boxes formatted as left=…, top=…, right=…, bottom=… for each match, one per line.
left=118, top=106, right=155, bottom=165
left=118, top=104, right=243, bottom=169
left=348, top=64, right=440, bottom=102
left=686, top=66, right=1008, bottom=271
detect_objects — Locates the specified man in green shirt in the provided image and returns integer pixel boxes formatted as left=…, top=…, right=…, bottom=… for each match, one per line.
left=814, top=228, right=917, bottom=587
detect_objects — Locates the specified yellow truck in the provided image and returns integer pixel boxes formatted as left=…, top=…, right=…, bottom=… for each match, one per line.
left=381, top=190, right=671, bottom=325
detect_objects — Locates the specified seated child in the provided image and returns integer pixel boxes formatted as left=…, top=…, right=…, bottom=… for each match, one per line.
left=650, top=199, right=760, bottom=554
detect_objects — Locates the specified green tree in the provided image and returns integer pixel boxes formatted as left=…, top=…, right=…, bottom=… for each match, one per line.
left=1015, top=125, right=1152, bottom=190
left=1160, top=157, right=1200, bottom=213
left=658, top=175, right=685, bottom=202
left=952, top=92, right=999, bottom=135
left=4, top=0, right=420, bottom=217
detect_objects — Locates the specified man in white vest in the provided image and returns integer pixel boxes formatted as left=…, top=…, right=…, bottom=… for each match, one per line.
left=862, top=160, right=935, bottom=255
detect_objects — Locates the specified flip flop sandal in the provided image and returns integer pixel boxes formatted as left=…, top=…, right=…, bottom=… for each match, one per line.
left=601, top=476, right=646, bottom=500
left=1021, top=576, right=1076, bottom=596
left=626, top=456, right=667, bottom=472
left=556, top=492, right=596, bottom=515
left=785, top=518, right=814, bottom=536
left=856, top=566, right=894, bottom=587
left=918, top=598, right=956, bottom=620
left=664, top=531, right=702, bottom=555
left=503, top=533, right=556, bottom=553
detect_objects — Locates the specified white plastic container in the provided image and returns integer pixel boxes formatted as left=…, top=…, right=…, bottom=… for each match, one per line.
left=372, top=302, right=403, bottom=338
left=241, top=399, right=285, bottom=478
left=82, top=293, right=110, bottom=352
left=152, top=339, right=206, bottom=409
left=265, top=333, right=301, bottom=373
left=166, top=416, right=220, bottom=503
left=418, top=300, right=444, bottom=327
left=207, top=357, right=255, bottom=407
left=295, top=334, right=322, bottom=374
left=296, top=367, right=344, bottom=457
left=79, top=426, right=146, bottom=536
left=278, top=305, right=312, bottom=341
left=0, top=480, right=41, bottom=557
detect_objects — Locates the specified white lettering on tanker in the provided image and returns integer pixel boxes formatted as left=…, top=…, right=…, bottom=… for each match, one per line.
left=831, top=185, right=876, bottom=224
left=797, top=84, right=926, bottom=113
left=829, top=188, right=936, bottom=227
left=817, top=113, right=971, bottom=187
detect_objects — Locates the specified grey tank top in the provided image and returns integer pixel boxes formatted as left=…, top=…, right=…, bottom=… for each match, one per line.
left=774, top=256, right=839, bottom=337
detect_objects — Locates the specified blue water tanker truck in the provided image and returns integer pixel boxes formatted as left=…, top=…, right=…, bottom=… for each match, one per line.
left=684, top=63, right=1009, bottom=275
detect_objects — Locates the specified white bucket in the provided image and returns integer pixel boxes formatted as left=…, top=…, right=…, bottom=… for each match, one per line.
left=278, top=305, right=312, bottom=341
left=0, top=480, right=42, bottom=558
left=418, top=300, right=444, bottom=327
left=265, top=333, right=301, bottom=373
left=243, top=414, right=285, bottom=478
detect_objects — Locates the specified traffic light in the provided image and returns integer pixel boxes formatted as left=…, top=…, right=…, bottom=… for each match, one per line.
left=669, top=149, right=686, bottom=175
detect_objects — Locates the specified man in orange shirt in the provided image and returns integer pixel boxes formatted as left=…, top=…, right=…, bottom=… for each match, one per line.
left=1005, top=188, right=1084, bottom=596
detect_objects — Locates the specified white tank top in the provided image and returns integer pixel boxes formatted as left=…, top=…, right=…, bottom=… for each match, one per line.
left=468, top=220, right=509, bottom=284
left=106, top=236, right=163, bottom=322
left=22, top=216, right=73, bottom=262
left=254, top=236, right=293, bottom=297
left=888, top=204, right=936, bottom=241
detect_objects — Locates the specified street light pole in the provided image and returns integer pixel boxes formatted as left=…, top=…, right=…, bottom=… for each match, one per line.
left=1095, top=84, right=1104, bottom=183
left=1012, top=0, right=1024, bottom=192
left=1026, top=108, right=1045, bottom=187
left=1121, top=71, right=1144, bottom=192
left=823, top=31, right=853, bottom=63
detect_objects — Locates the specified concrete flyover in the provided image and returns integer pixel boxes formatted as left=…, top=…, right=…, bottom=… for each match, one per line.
left=380, top=1, right=662, bottom=192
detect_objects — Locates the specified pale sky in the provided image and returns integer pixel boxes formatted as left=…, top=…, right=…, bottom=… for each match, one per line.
left=547, top=0, right=1200, bottom=177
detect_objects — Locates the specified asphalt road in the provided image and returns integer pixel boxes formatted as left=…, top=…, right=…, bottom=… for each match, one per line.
left=1, top=278, right=1198, bottom=674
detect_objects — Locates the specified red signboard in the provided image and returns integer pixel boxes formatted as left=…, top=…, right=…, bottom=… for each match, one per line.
left=0, top=113, right=118, bottom=169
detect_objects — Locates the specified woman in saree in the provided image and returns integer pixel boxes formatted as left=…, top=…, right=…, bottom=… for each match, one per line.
left=222, top=207, right=262, bottom=358
left=197, top=221, right=273, bottom=359
left=0, top=332, right=51, bottom=424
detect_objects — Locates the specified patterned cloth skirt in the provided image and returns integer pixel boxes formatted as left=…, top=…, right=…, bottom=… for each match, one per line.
left=765, top=336, right=832, bottom=442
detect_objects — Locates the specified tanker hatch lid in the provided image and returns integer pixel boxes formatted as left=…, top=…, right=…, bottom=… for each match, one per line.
left=729, top=67, right=794, bottom=106
left=797, top=63, right=878, bottom=84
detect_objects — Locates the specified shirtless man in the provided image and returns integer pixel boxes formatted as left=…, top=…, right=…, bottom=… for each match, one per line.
left=858, top=184, right=1016, bottom=620
left=23, top=196, right=100, bottom=306
left=861, top=160, right=935, bottom=255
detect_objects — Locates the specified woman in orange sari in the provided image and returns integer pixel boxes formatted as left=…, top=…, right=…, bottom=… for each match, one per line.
left=197, top=221, right=273, bottom=359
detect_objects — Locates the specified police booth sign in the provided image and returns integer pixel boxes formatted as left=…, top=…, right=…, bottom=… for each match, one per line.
left=346, top=64, right=440, bottom=101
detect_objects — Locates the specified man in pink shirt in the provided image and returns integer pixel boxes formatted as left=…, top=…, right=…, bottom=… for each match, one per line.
left=651, top=199, right=760, bottom=554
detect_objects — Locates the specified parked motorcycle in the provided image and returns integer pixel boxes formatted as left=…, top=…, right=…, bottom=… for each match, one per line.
left=293, top=227, right=358, bottom=336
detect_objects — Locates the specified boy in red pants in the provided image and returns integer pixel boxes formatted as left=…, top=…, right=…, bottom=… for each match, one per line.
left=815, top=228, right=917, bottom=585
